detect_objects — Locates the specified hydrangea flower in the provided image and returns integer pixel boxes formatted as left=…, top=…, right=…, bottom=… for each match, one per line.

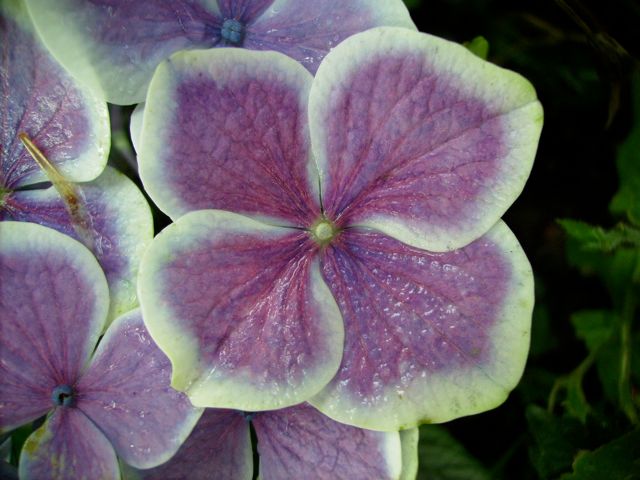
left=0, top=221, right=202, bottom=479
left=123, top=404, right=416, bottom=480
left=24, top=0, right=416, bottom=105
left=136, top=27, right=543, bottom=431
left=0, top=1, right=153, bottom=322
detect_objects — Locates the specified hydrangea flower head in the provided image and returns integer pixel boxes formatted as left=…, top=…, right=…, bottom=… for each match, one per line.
left=24, top=0, right=416, bottom=104
left=137, top=27, right=543, bottom=430
left=0, top=222, right=201, bottom=479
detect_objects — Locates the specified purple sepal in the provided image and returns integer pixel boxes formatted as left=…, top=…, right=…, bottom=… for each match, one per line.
left=123, top=409, right=251, bottom=480
left=19, top=408, right=119, bottom=480
left=138, top=48, right=318, bottom=224
left=1, top=1, right=108, bottom=187
left=0, top=222, right=108, bottom=433
left=254, top=403, right=400, bottom=479
left=218, top=0, right=274, bottom=22
left=76, top=310, right=202, bottom=469
left=24, top=0, right=221, bottom=104
left=247, top=0, right=416, bottom=73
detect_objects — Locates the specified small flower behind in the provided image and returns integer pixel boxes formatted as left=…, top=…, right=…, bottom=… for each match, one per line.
left=0, top=222, right=202, bottom=480
left=122, top=403, right=415, bottom=480
left=0, top=0, right=153, bottom=323
left=136, top=27, right=543, bottom=430
left=24, top=0, right=416, bottom=105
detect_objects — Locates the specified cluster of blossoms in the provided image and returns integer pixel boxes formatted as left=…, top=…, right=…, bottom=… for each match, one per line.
left=1, top=0, right=542, bottom=478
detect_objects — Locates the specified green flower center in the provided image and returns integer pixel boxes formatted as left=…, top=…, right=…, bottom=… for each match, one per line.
left=311, top=218, right=337, bottom=245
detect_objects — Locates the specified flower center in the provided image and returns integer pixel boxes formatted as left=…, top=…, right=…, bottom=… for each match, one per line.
left=311, top=218, right=337, bottom=245
left=51, top=384, right=75, bottom=407
left=220, top=19, right=245, bottom=45
left=241, top=411, right=255, bottom=422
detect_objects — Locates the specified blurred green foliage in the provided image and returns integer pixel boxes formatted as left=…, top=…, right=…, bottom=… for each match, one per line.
left=407, top=1, right=640, bottom=478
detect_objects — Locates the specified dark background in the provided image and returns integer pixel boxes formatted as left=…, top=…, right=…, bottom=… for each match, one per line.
left=402, top=0, right=640, bottom=478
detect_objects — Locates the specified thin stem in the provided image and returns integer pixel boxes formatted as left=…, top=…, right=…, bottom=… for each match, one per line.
left=18, top=133, right=95, bottom=251
left=618, top=288, right=638, bottom=424
left=547, top=348, right=598, bottom=414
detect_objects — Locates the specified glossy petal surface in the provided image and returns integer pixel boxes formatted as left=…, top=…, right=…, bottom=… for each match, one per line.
left=139, top=210, right=343, bottom=411
left=0, top=222, right=108, bottom=432
left=139, top=48, right=318, bottom=225
left=1, top=167, right=153, bottom=322
left=254, top=403, right=401, bottom=479
left=24, top=0, right=220, bottom=105
left=76, top=310, right=202, bottom=469
left=312, top=221, right=533, bottom=430
left=246, top=0, right=415, bottom=74
left=1, top=1, right=108, bottom=187
left=123, top=409, right=252, bottom=480
left=310, top=27, right=543, bottom=251
left=19, top=408, right=119, bottom=480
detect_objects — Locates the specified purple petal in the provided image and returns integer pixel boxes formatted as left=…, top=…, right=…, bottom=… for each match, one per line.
left=1, top=167, right=153, bottom=322
left=75, top=309, right=202, bottom=469
left=19, top=408, right=119, bottom=480
left=138, top=48, right=319, bottom=225
left=138, top=210, right=343, bottom=411
left=311, top=221, right=533, bottom=430
left=310, top=28, right=543, bottom=251
left=247, top=0, right=415, bottom=73
left=218, top=0, right=275, bottom=22
left=254, top=403, right=401, bottom=479
left=0, top=1, right=109, bottom=187
left=24, top=0, right=221, bottom=105
left=0, top=222, right=108, bottom=432
left=123, top=409, right=252, bottom=480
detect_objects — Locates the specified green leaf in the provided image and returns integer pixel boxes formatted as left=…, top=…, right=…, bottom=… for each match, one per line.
left=571, top=310, right=616, bottom=353
left=560, top=429, right=640, bottom=479
left=564, top=238, right=639, bottom=308
left=570, top=310, right=620, bottom=406
left=610, top=73, right=640, bottom=226
left=558, top=220, right=640, bottom=252
left=402, top=0, right=423, bottom=9
left=564, top=374, right=591, bottom=424
left=9, top=424, right=31, bottom=465
left=463, top=36, right=490, bottom=60
left=527, top=405, right=586, bottom=479
left=417, top=425, right=490, bottom=480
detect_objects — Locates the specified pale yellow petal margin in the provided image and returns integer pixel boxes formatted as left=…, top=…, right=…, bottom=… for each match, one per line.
left=309, top=27, right=543, bottom=252
left=89, top=167, right=153, bottom=324
left=310, top=220, right=534, bottom=431
left=384, top=431, right=404, bottom=480
left=0, top=221, right=109, bottom=373
left=3, top=0, right=109, bottom=183
left=138, top=209, right=344, bottom=411
left=400, top=428, right=419, bottom=480
left=138, top=48, right=319, bottom=223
